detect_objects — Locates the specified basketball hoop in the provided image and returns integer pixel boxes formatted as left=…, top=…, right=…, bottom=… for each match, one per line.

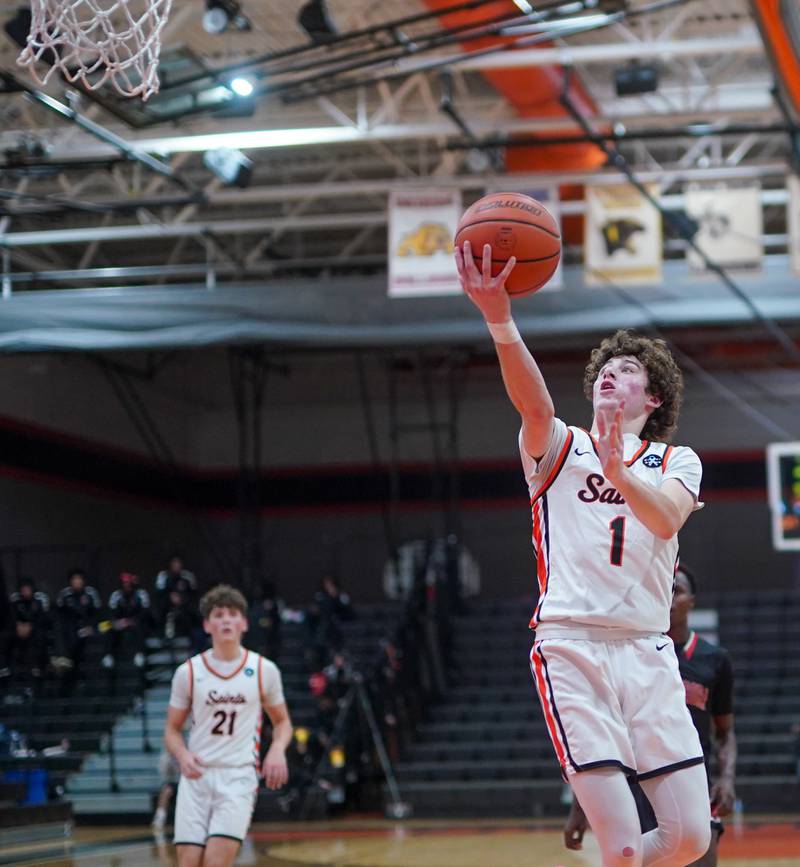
left=16, top=0, right=173, bottom=100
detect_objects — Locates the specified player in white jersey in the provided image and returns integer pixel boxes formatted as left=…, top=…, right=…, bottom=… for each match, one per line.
left=164, top=584, right=292, bottom=867
left=455, top=241, right=710, bottom=867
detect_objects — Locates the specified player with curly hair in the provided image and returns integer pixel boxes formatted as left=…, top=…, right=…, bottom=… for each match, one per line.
left=455, top=241, right=710, bottom=867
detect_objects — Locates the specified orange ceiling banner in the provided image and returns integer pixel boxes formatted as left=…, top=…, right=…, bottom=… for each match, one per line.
left=421, top=0, right=607, bottom=172
left=750, top=0, right=800, bottom=118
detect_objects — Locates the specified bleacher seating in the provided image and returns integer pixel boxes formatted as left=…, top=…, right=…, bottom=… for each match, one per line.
left=54, top=602, right=403, bottom=819
left=392, top=592, right=800, bottom=817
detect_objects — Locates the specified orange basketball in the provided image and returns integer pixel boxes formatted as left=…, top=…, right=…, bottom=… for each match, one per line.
left=454, top=192, right=561, bottom=296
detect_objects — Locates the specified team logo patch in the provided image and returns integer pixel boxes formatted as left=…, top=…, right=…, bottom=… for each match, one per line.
left=643, top=454, right=663, bottom=468
left=244, top=667, right=254, bottom=677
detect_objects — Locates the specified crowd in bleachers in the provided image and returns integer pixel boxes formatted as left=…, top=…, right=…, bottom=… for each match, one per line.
left=0, top=556, right=201, bottom=697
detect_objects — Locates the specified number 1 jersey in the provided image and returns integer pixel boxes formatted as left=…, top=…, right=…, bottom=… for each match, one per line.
left=521, top=418, right=702, bottom=634
left=169, top=649, right=285, bottom=768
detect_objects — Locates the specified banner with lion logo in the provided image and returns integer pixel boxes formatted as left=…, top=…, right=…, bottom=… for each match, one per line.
left=585, top=183, right=662, bottom=286
left=388, top=189, right=462, bottom=297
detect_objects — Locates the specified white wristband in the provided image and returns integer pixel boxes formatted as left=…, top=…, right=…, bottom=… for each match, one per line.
left=487, top=319, right=521, bottom=344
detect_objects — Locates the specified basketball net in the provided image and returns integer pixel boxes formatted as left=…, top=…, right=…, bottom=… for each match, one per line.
left=17, top=0, right=173, bottom=100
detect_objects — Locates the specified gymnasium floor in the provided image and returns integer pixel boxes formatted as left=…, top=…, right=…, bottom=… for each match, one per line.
left=2, top=818, right=799, bottom=867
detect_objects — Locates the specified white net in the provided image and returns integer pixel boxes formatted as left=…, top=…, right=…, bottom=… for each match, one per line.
left=17, top=0, right=173, bottom=100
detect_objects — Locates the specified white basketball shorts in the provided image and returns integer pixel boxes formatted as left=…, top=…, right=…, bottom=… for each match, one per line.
left=174, top=765, right=259, bottom=846
left=530, top=633, right=704, bottom=781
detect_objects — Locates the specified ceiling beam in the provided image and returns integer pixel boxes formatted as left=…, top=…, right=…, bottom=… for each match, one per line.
left=454, top=36, right=763, bottom=70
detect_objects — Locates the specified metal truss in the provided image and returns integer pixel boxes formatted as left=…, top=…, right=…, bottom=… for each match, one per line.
left=0, top=0, right=786, bottom=286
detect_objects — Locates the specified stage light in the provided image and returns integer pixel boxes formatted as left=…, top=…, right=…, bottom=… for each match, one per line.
left=614, top=61, right=659, bottom=97
left=202, top=0, right=250, bottom=34
left=230, top=77, right=254, bottom=97
left=203, top=147, right=253, bottom=188
left=298, top=0, right=337, bottom=44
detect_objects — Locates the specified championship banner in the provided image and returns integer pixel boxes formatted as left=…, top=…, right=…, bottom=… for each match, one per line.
left=388, top=189, right=462, bottom=297
left=788, top=175, right=800, bottom=275
left=584, top=183, right=662, bottom=286
left=684, top=183, right=763, bottom=272
left=486, top=184, right=563, bottom=290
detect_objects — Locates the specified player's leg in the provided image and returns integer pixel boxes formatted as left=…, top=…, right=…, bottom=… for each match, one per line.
left=176, top=844, right=205, bottom=867
left=174, top=774, right=212, bottom=860
left=567, top=767, right=644, bottom=867
left=202, top=836, right=240, bottom=867
left=638, top=763, right=711, bottom=866
left=204, top=767, right=258, bottom=867
left=686, top=826, right=720, bottom=867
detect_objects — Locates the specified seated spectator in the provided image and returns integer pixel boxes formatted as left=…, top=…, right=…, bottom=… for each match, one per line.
left=305, top=575, right=354, bottom=671
left=154, top=556, right=198, bottom=642
left=53, top=569, right=102, bottom=691
left=102, top=571, right=151, bottom=671
left=322, top=651, right=354, bottom=705
left=2, top=578, right=50, bottom=687
left=247, top=580, right=283, bottom=661
left=155, top=556, right=196, bottom=615
left=0, top=570, right=9, bottom=678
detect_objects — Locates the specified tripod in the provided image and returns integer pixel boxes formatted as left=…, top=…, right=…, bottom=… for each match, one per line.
left=300, top=672, right=411, bottom=819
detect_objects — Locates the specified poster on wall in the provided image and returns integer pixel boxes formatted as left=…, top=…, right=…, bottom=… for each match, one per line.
left=485, top=185, right=563, bottom=290
left=684, top=182, right=763, bottom=272
left=788, top=175, right=800, bottom=275
left=388, top=189, right=462, bottom=297
left=584, top=183, right=662, bottom=286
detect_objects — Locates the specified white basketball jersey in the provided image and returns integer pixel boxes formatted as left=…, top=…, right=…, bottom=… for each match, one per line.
left=184, top=650, right=266, bottom=768
left=520, top=419, right=702, bottom=634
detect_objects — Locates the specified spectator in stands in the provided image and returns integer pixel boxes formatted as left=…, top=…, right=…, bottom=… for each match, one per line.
left=247, top=579, right=283, bottom=661
left=305, top=575, right=354, bottom=670
left=322, top=650, right=354, bottom=705
left=102, top=571, right=150, bottom=671
left=0, top=569, right=10, bottom=679
left=155, top=555, right=196, bottom=617
left=154, top=555, right=199, bottom=646
left=53, top=569, right=102, bottom=690
left=371, top=637, right=403, bottom=761
left=2, top=578, right=50, bottom=687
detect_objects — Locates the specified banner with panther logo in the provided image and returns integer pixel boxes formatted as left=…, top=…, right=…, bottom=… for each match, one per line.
left=584, top=183, right=662, bottom=286
left=388, top=189, right=462, bottom=297
left=485, top=184, right=563, bottom=290
left=684, top=182, right=762, bottom=272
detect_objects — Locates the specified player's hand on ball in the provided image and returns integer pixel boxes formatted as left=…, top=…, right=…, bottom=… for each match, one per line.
left=262, top=747, right=288, bottom=790
left=455, top=241, right=516, bottom=324
left=597, top=400, right=625, bottom=483
left=179, top=751, right=206, bottom=779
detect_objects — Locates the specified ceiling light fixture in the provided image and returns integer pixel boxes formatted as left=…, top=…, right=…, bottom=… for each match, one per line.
left=229, top=77, right=254, bottom=97
left=202, top=0, right=250, bottom=34
left=298, top=0, right=337, bottom=44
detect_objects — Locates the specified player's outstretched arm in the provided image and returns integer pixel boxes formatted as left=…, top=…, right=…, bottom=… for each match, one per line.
left=455, top=241, right=554, bottom=457
left=261, top=701, right=292, bottom=790
left=163, top=706, right=205, bottom=779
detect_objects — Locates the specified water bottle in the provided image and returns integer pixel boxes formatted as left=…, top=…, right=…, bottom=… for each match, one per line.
left=732, top=797, right=744, bottom=836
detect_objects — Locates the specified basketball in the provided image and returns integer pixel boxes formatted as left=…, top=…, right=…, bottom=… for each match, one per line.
left=454, top=192, right=561, bottom=296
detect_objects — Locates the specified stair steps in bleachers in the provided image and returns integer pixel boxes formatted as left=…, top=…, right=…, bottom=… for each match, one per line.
left=392, top=592, right=800, bottom=817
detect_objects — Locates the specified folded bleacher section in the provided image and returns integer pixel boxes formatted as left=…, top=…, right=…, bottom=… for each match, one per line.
left=393, top=591, right=800, bottom=817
